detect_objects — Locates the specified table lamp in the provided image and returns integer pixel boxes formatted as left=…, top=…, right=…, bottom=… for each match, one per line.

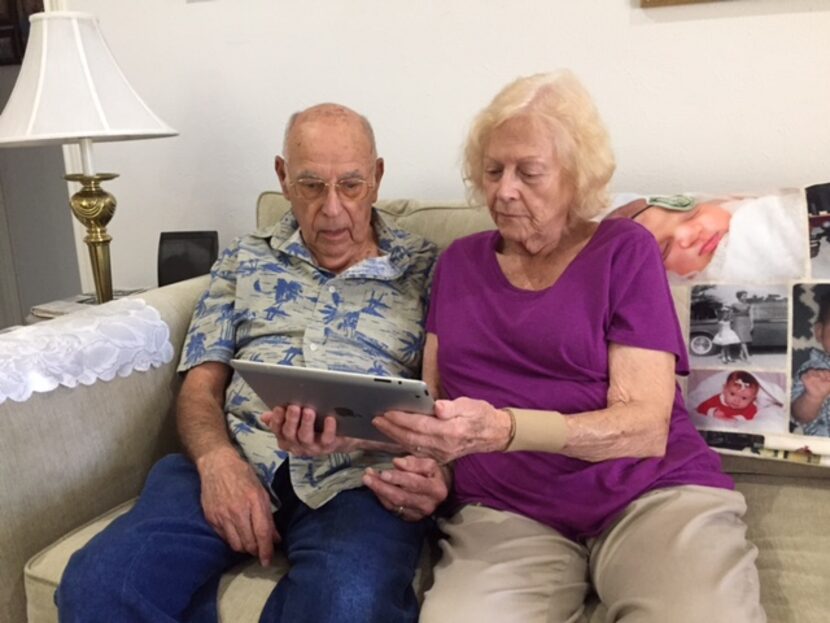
left=0, top=7, right=177, bottom=303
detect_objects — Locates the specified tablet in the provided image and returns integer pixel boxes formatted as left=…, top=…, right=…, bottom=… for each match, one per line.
left=231, top=359, right=434, bottom=442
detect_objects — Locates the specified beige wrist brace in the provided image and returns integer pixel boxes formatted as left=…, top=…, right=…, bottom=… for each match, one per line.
left=503, top=408, right=568, bottom=453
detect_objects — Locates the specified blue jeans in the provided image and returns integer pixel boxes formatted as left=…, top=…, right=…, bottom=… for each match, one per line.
left=56, top=454, right=426, bottom=623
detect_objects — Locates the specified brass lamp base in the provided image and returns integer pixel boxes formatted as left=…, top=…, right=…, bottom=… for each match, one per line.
left=65, top=173, right=118, bottom=304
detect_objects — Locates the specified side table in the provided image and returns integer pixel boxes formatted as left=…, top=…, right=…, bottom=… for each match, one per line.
left=26, top=288, right=149, bottom=323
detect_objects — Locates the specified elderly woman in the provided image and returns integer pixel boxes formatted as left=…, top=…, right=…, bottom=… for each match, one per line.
left=373, top=71, right=765, bottom=622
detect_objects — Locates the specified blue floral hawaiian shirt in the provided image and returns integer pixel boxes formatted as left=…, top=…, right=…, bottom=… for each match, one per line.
left=791, top=348, right=830, bottom=437
left=178, top=209, right=437, bottom=508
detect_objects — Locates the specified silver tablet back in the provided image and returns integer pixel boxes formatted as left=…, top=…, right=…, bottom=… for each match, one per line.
left=231, top=359, right=434, bottom=442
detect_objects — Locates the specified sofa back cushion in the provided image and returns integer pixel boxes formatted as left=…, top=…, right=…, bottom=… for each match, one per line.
left=256, top=191, right=495, bottom=252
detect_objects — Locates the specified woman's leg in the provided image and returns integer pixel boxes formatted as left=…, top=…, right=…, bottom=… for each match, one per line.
left=420, top=505, right=590, bottom=623
left=57, top=454, right=245, bottom=623
left=589, top=485, right=764, bottom=623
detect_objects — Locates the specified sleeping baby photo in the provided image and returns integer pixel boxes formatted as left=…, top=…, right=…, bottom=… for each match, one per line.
left=605, top=191, right=808, bottom=285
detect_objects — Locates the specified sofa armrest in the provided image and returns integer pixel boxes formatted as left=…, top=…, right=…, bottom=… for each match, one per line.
left=0, top=276, right=207, bottom=623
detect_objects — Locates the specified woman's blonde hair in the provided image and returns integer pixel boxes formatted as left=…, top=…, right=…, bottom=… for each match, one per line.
left=463, top=70, right=616, bottom=221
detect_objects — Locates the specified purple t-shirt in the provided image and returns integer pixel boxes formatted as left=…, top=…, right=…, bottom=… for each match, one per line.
left=426, top=218, right=732, bottom=541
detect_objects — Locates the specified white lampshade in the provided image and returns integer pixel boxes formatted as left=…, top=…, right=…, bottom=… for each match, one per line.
left=0, top=11, right=176, bottom=147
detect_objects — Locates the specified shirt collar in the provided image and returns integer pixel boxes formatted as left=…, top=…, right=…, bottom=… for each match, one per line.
left=251, top=208, right=416, bottom=280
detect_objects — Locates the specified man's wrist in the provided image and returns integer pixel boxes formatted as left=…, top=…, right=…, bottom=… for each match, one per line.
left=194, top=444, right=244, bottom=474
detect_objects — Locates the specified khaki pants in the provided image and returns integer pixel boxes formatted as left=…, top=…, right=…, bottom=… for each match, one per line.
left=420, top=486, right=765, bottom=623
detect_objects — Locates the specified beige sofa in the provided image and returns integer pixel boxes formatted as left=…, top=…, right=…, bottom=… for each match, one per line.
left=2, top=191, right=829, bottom=623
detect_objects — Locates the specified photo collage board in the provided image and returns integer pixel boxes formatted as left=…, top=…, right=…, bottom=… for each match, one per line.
left=605, top=183, right=830, bottom=467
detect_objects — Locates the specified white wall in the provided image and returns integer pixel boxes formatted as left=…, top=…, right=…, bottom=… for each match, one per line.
left=68, top=0, right=830, bottom=291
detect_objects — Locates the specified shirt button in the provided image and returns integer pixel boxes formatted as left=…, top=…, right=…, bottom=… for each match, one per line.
left=328, top=285, right=336, bottom=294
left=309, top=343, right=318, bottom=351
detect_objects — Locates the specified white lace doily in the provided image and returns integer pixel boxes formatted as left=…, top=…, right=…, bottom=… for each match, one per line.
left=0, top=298, right=174, bottom=404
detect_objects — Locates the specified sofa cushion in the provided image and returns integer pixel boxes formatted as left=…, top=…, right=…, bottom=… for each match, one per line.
left=25, top=500, right=280, bottom=623
left=25, top=501, right=133, bottom=623
left=731, top=473, right=830, bottom=622
left=27, top=472, right=830, bottom=623
left=24, top=498, right=436, bottom=623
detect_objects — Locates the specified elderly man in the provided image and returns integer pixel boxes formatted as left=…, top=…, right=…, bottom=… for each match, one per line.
left=57, top=104, right=444, bottom=623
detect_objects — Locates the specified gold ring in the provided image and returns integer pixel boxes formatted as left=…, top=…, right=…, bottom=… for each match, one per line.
left=396, top=505, right=405, bottom=517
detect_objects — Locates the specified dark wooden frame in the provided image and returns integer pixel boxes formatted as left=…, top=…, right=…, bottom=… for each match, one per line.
left=642, top=0, right=725, bottom=6
left=0, top=0, right=42, bottom=66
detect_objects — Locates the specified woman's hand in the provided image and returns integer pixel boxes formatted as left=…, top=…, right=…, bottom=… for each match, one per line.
left=262, top=405, right=401, bottom=456
left=372, top=397, right=513, bottom=463
left=362, top=456, right=451, bottom=521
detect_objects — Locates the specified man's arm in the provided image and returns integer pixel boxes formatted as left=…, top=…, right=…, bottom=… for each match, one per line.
left=177, top=362, right=279, bottom=566
left=177, top=362, right=234, bottom=460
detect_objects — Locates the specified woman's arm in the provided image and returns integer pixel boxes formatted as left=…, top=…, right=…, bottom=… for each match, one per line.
left=376, top=341, right=676, bottom=464
left=554, top=343, right=675, bottom=461
left=501, top=343, right=674, bottom=461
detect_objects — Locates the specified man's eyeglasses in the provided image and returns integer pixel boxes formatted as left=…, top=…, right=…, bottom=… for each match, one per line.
left=289, top=177, right=374, bottom=202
